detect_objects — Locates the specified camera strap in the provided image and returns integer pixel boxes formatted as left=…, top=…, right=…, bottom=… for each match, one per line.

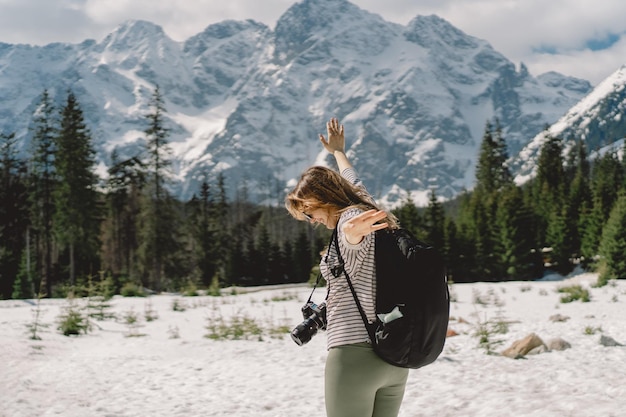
left=305, top=230, right=337, bottom=304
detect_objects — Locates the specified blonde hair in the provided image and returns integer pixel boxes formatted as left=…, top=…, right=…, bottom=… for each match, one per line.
left=285, top=166, right=397, bottom=228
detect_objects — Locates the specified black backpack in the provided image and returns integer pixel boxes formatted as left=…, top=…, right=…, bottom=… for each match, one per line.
left=333, top=227, right=450, bottom=369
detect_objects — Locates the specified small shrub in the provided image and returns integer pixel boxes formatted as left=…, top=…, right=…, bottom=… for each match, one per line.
left=206, top=275, right=222, bottom=297
left=205, top=312, right=263, bottom=341
left=57, top=299, right=90, bottom=336
left=583, top=325, right=602, bottom=335
left=268, top=324, right=292, bottom=339
left=98, top=273, right=117, bottom=300
left=121, top=282, right=145, bottom=297
left=144, top=299, right=159, bottom=321
left=122, top=309, right=145, bottom=337
left=558, top=285, right=591, bottom=303
left=472, top=288, right=505, bottom=307
left=472, top=311, right=509, bottom=355
left=26, top=290, right=49, bottom=340
left=182, top=280, right=199, bottom=297
left=266, top=292, right=299, bottom=303
left=86, top=276, right=116, bottom=321
left=171, top=298, right=187, bottom=312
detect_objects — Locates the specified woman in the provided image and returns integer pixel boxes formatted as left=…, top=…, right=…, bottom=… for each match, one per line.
left=286, top=118, right=409, bottom=417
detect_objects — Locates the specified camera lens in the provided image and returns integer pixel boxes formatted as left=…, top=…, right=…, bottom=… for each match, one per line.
left=291, top=317, right=318, bottom=346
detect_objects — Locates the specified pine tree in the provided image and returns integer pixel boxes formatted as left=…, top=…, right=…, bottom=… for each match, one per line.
left=545, top=203, right=574, bottom=275
left=580, top=151, right=623, bottom=263
left=465, top=120, right=516, bottom=280
left=0, top=131, right=29, bottom=298
left=137, top=85, right=181, bottom=292
left=598, top=193, right=626, bottom=283
left=255, top=222, right=272, bottom=284
left=392, top=192, right=425, bottom=241
left=213, top=173, right=230, bottom=285
left=28, top=90, right=58, bottom=296
left=292, top=228, right=313, bottom=283
left=102, top=151, right=145, bottom=279
left=53, top=91, right=100, bottom=287
left=424, top=188, right=445, bottom=249
left=493, top=185, right=539, bottom=280
left=532, top=133, right=566, bottom=246
left=565, top=139, right=591, bottom=261
left=590, top=150, right=623, bottom=222
left=188, top=179, right=218, bottom=287
left=475, top=121, right=512, bottom=197
left=454, top=192, right=481, bottom=281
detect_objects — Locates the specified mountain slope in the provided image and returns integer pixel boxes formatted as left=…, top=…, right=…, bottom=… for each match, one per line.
left=513, top=65, right=626, bottom=184
left=0, top=0, right=595, bottom=206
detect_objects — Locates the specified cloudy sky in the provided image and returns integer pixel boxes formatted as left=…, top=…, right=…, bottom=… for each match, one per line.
left=1, top=0, right=625, bottom=85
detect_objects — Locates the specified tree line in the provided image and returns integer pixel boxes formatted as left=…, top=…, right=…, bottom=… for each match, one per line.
left=1, top=89, right=625, bottom=300
left=393, top=121, right=626, bottom=286
left=0, top=87, right=323, bottom=299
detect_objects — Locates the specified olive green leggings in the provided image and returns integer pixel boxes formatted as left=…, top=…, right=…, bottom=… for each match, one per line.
left=325, top=343, right=409, bottom=417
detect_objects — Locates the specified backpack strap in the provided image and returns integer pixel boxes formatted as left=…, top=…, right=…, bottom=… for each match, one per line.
left=332, top=228, right=376, bottom=343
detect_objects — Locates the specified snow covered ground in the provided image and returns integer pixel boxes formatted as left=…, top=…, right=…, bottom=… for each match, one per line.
left=2, top=272, right=625, bottom=417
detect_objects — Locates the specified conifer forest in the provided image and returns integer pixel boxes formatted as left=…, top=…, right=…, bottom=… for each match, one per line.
left=1, top=87, right=626, bottom=300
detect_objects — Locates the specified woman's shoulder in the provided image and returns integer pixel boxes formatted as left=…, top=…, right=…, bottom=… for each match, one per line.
left=339, top=206, right=364, bottom=222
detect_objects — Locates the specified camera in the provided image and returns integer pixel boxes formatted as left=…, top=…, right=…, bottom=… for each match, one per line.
left=291, top=301, right=327, bottom=346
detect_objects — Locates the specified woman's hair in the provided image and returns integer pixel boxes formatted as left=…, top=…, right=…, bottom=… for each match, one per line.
left=285, top=166, right=398, bottom=228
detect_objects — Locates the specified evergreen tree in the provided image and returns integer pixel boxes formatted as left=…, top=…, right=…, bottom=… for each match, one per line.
left=453, top=192, right=481, bottom=281
left=53, top=91, right=100, bottom=286
left=442, top=217, right=463, bottom=282
left=101, top=151, right=145, bottom=280
left=12, top=249, right=35, bottom=299
left=188, top=180, right=217, bottom=287
left=292, top=228, right=313, bottom=283
left=137, top=86, right=181, bottom=291
left=580, top=151, right=623, bottom=263
left=475, top=121, right=512, bottom=196
left=424, top=188, right=445, bottom=249
left=462, top=120, right=516, bottom=280
left=226, top=230, right=246, bottom=285
left=493, top=185, right=539, bottom=280
left=255, top=222, right=272, bottom=284
left=28, top=89, right=57, bottom=296
left=598, top=193, right=626, bottom=283
left=566, top=140, right=591, bottom=261
left=0, top=131, right=29, bottom=298
left=590, top=150, right=623, bottom=222
left=532, top=134, right=566, bottom=246
left=268, top=242, right=288, bottom=284
left=545, top=204, right=574, bottom=275
left=392, top=192, right=425, bottom=241
left=213, top=173, right=230, bottom=285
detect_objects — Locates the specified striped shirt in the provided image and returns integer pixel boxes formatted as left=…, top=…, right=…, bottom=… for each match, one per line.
left=320, top=167, right=377, bottom=350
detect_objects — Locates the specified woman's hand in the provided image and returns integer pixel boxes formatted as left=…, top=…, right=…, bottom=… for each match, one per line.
left=320, top=117, right=345, bottom=154
left=342, top=209, right=389, bottom=245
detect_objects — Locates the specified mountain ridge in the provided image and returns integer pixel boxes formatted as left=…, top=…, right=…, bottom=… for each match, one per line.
left=1, top=0, right=615, bottom=206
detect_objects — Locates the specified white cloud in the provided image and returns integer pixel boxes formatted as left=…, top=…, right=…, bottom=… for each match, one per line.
left=353, top=0, right=626, bottom=84
left=82, top=0, right=295, bottom=41
left=0, top=0, right=624, bottom=84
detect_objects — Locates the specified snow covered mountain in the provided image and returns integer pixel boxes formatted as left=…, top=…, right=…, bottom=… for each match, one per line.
left=0, top=0, right=602, bottom=206
left=513, top=65, right=626, bottom=184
